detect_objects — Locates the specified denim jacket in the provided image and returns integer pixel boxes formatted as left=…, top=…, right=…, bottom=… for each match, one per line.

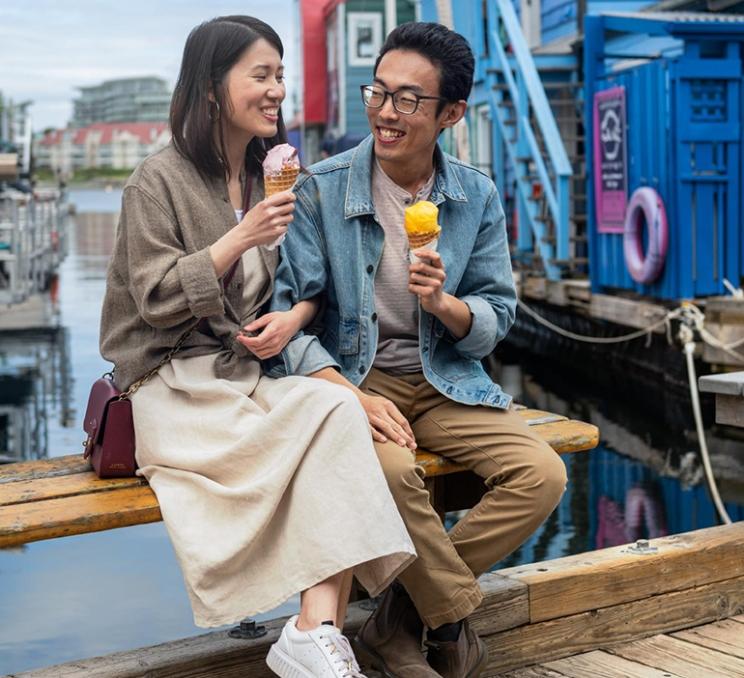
left=270, top=135, right=516, bottom=408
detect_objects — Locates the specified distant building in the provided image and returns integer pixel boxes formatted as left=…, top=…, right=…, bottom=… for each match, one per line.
left=35, top=122, right=170, bottom=176
left=295, top=0, right=418, bottom=163
left=72, top=77, right=171, bottom=127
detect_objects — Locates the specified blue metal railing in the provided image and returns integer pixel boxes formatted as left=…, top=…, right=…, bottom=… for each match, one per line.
left=486, top=0, right=572, bottom=280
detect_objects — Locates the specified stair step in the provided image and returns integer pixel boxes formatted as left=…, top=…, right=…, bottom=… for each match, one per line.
left=548, top=98, right=585, bottom=105
left=549, top=257, right=589, bottom=266
left=572, top=214, right=587, bottom=223
left=570, top=235, right=588, bottom=242
left=543, top=81, right=584, bottom=90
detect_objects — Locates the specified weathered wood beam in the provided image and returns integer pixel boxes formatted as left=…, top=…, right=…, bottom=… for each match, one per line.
left=498, top=522, right=744, bottom=623
left=483, top=574, right=744, bottom=673
left=0, top=485, right=161, bottom=547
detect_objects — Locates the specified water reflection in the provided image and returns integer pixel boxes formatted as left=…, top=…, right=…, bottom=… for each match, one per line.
left=1, top=188, right=743, bottom=673
left=486, top=356, right=744, bottom=570
left=0, top=327, right=72, bottom=461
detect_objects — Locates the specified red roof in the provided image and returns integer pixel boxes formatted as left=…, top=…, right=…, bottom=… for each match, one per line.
left=40, top=122, right=169, bottom=147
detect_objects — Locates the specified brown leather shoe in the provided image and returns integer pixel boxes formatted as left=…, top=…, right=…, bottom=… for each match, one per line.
left=425, top=619, right=488, bottom=678
left=354, top=583, right=442, bottom=677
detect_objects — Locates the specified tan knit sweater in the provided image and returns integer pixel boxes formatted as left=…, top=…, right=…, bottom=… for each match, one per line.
left=99, top=143, right=275, bottom=390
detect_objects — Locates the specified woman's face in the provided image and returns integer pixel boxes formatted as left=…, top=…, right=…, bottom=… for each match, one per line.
left=220, top=38, right=285, bottom=141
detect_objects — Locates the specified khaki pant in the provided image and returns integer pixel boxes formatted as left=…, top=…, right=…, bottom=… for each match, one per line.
left=361, top=368, right=567, bottom=628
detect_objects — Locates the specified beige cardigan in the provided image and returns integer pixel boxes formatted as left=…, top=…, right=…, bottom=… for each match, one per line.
left=100, top=143, right=275, bottom=390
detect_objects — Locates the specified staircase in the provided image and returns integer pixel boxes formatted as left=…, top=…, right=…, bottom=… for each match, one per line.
left=485, top=0, right=587, bottom=281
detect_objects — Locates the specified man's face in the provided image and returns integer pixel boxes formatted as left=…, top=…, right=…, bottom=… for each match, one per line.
left=367, top=49, right=452, bottom=167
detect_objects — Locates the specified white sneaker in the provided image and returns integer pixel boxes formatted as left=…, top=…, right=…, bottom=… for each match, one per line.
left=266, top=615, right=366, bottom=678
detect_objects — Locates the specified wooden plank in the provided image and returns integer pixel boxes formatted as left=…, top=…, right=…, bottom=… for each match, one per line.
left=498, top=523, right=744, bottom=623
left=481, top=574, right=744, bottom=674
left=715, top=394, right=744, bottom=428
left=416, top=451, right=464, bottom=476
left=589, top=293, right=668, bottom=334
left=496, top=667, right=568, bottom=677
left=0, top=409, right=586, bottom=487
left=544, top=649, right=685, bottom=677
left=470, top=573, right=530, bottom=635
left=0, top=454, right=88, bottom=483
left=0, top=485, right=161, bottom=547
left=535, top=420, right=598, bottom=454
left=518, top=408, right=568, bottom=426
left=672, top=619, right=744, bottom=659
left=609, top=635, right=744, bottom=678
left=0, top=472, right=147, bottom=506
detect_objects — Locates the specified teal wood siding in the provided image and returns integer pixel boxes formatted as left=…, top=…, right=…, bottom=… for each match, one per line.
left=344, top=0, right=417, bottom=137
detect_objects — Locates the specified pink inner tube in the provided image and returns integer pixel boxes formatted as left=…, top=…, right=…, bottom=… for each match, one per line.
left=623, top=186, right=669, bottom=285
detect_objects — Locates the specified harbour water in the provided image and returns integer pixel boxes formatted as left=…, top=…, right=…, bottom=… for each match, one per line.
left=0, top=189, right=742, bottom=674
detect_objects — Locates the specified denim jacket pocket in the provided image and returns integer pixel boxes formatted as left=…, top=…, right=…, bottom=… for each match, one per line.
left=339, top=317, right=360, bottom=355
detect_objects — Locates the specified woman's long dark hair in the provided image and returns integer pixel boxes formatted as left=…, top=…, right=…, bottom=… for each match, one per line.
left=170, top=15, right=287, bottom=180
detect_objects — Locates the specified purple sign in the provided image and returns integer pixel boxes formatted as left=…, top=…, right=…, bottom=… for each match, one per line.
left=593, top=87, right=628, bottom=234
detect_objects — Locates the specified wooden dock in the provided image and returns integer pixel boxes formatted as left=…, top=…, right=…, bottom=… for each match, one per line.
left=503, top=616, right=744, bottom=676
left=11, top=522, right=744, bottom=677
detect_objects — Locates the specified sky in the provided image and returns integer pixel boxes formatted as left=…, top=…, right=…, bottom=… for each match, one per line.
left=0, top=0, right=298, bottom=132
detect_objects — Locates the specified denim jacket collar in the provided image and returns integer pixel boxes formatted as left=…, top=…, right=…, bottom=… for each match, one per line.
left=344, top=135, right=468, bottom=219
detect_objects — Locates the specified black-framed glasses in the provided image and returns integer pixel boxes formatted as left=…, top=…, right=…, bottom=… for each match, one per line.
left=360, top=84, right=447, bottom=115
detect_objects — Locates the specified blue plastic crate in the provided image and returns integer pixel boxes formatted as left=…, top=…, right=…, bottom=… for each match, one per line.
left=586, top=19, right=744, bottom=300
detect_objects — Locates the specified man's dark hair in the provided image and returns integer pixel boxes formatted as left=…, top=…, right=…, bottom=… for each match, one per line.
left=374, top=22, right=475, bottom=113
left=170, top=15, right=287, bottom=180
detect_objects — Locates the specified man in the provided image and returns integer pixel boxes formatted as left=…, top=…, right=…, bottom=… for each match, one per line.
left=269, top=22, right=567, bottom=678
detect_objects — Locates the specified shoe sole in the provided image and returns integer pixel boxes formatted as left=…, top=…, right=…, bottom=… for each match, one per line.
left=352, top=636, right=401, bottom=678
left=266, top=645, right=315, bottom=678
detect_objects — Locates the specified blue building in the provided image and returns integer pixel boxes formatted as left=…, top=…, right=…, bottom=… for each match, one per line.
left=420, top=1, right=744, bottom=305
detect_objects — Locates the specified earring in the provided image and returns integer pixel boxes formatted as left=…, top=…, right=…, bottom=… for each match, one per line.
left=209, top=100, right=221, bottom=122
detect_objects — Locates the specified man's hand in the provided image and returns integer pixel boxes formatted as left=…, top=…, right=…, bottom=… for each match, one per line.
left=409, top=250, right=447, bottom=315
left=409, top=250, right=472, bottom=340
left=358, top=392, right=417, bottom=449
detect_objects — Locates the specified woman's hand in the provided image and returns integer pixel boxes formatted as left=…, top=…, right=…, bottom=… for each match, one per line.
left=358, top=392, right=417, bottom=449
left=237, top=310, right=302, bottom=359
left=238, top=190, right=296, bottom=249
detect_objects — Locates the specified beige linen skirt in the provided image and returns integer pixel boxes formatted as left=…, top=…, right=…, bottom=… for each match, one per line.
left=131, top=354, right=415, bottom=627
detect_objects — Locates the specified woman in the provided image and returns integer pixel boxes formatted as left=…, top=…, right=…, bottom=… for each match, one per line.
left=99, top=16, right=415, bottom=678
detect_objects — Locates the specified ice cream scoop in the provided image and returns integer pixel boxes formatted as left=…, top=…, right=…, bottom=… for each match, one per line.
left=404, top=200, right=441, bottom=250
left=262, top=143, right=300, bottom=249
left=263, top=143, right=300, bottom=197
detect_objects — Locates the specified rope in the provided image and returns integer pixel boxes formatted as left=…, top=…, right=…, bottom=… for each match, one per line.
left=517, top=294, right=738, bottom=525
left=681, top=331, right=732, bottom=525
left=516, top=297, right=681, bottom=345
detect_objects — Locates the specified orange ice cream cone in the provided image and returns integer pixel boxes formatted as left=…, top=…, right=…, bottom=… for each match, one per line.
left=404, top=200, right=441, bottom=251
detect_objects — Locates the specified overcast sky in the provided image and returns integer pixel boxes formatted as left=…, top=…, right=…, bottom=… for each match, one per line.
left=0, top=0, right=298, bottom=131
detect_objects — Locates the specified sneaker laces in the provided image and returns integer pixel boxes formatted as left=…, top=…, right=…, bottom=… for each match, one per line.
left=321, top=631, right=366, bottom=677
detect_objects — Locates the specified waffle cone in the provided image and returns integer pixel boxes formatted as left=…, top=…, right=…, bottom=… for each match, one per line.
left=407, top=228, right=440, bottom=250
left=264, top=167, right=300, bottom=196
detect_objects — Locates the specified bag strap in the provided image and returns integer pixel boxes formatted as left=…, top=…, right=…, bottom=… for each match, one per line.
left=119, top=319, right=200, bottom=399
